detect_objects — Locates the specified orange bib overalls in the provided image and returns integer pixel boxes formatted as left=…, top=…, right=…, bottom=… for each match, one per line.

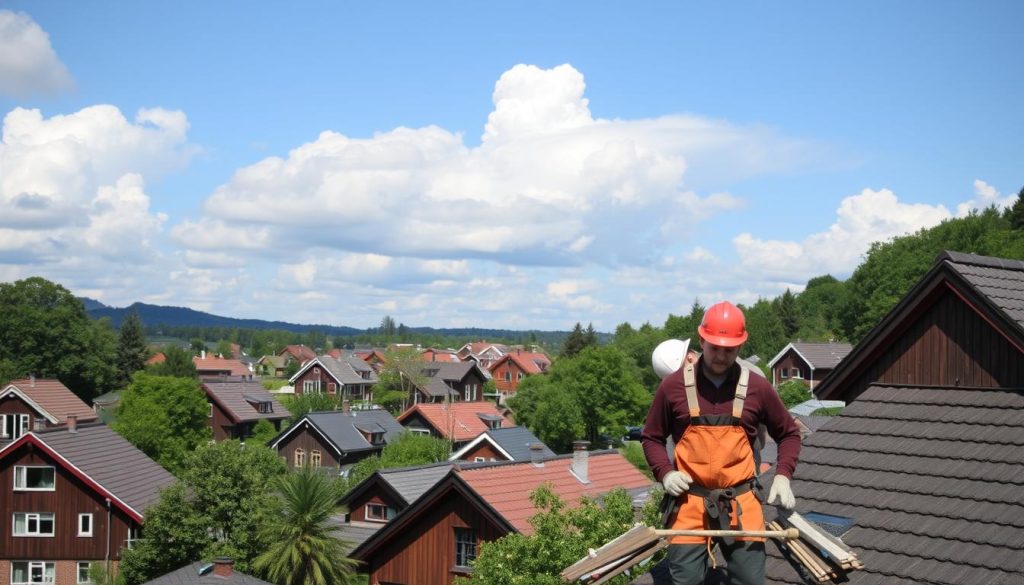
left=668, top=363, right=764, bottom=546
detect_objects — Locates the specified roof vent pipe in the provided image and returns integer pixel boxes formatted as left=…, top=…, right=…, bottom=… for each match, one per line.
left=571, top=440, right=591, bottom=483
left=530, top=443, right=544, bottom=467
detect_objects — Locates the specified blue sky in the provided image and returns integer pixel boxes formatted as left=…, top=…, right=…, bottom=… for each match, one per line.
left=1, top=2, right=1021, bottom=331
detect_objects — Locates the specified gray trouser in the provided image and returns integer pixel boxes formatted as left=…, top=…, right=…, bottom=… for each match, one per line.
left=667, top=541, right=765, bottom=585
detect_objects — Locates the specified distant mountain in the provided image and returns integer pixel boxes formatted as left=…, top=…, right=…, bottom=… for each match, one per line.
left=85, top=302, right=582, bottom=341
left=78, top=297, right=109, bottom=311
left=87, top=302, right=363, bottom=336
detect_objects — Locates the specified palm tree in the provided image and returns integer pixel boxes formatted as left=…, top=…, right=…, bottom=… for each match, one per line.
left=254, top=467, right=360, bottom=585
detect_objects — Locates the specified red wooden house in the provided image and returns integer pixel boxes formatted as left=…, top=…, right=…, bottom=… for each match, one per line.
left=350, top=447, right=653, bottom=585
left=268, top=407, right=404, bottom=472
left=288, top=354, right=378, bottom=404
left=487, top=350, right=551, bottom=401
left=1, top=378, right=96, bottom=445
left=0, top=423, right=176, bottom=584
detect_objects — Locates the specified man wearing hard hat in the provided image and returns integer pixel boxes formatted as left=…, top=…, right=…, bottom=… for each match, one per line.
left=642, top=301, right=801, bottom=585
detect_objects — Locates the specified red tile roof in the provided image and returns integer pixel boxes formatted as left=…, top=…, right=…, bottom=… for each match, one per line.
left=495, top=351, right=551, bottom=374
left=3, top=379, right=95, bottom=424
left=146, top=352, right=166, bottom=365
left=458, top=451, right=652, bottom=533
left=278, top=344, right=316, bottom=362
left=398, top=402, right=514, bottom=441
left=420, top=348, right=461, bottom=363
left=192, top=356, right=250, bottom=376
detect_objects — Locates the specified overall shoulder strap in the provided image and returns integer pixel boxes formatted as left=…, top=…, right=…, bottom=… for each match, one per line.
left=683, top=362, right=700, bottom=418
left=732, top=366, right=750, bottom=418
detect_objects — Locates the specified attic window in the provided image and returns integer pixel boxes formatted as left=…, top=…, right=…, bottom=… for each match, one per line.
left=258, top=401, right=273, bottom=414
left=424, top=368, right=440, bottom=378
left=802, top=512, right=855, bottom=538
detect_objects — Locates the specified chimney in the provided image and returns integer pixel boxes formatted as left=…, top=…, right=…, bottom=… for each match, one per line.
left=212, top=557, right=234, bottom=577
left=571, top=440, right=591, bottom=483
left=342, top=399, right=351, bottom=414
left=30, top=374, right=35, bottom=387
left=201, top=350, right=206, bottom=359
left=67, top=415, right=77, bottom=433
left=529, top=443, right=544, bottom=467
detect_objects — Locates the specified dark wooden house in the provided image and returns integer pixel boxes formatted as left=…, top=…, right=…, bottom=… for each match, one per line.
left=487, top=351, right=550, bottom=402
left=201, top=380, right=290, bottom=442
left=448, top=426, right=554, bottom=463
left=0, top=423, right=176, bottom=584
left=350, top=448, right=653, bottom=585
left=767, top=341, right=852, bottom=389
left=1, top=378, right=96, bottom=445
left=268, top=408, right=404, bottom=472
left=288, top=354, right=378, bottom=404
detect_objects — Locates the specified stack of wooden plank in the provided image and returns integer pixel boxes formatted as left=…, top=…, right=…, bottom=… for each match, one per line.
left=561, top=526, right=668, bottom=585
left=771, top=511, right=865, bottom=583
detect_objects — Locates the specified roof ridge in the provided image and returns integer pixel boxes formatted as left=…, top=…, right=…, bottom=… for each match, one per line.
left=939, top=250, right=1024, bottom=271
left=35, top=421, right=105, bottom=433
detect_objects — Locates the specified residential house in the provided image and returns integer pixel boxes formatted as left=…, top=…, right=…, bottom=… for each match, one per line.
left=0, top=422, right=177, bottom=584
left=350, top=447, right=653, bottom=585
left=1, top=378, right=96, bottom=445
left=143, top=558, right=271, bottom=585
left=421, top=348, right=462, bottom=363
left=455, top=341, right=508, bottom=370
left=201, top=380, right=290, bottom=441
left=767, top=341, right=852, bottom=388
left=192, top=354, right=251, bottom=378
left=145, top=352, right=165, bottom=366
left=268, top=407, right=404, bottom=472
left=277, top=344, right=316, bottom=364
left=403, top=362, right=489, bottom=406
left=288, top=354, right=378, bottom=404
left=397, top=402, right=514, bottom=448
left=488, top=350, right=551, bottom=400
left=758, top=251, right=1024, bottom=585
left=355, top=349, right=388, bottom=373
left=256, top=355, right=287, bottom=377
left=336, top=462, right=456, bottom=549
left=448, top=426, right=555, bottom=463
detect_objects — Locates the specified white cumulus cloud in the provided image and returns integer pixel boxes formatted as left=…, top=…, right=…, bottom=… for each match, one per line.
left=0, top=10, right=73, bottom=97
left=956, top=180, right=1016, bottom=217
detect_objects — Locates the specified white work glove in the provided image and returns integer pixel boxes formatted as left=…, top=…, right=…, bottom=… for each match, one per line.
left=662, top=471, right=692, bottom=497
left=768, top=475, right=796, bottom=510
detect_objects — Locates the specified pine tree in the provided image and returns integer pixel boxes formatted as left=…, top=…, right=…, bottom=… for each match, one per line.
left=561, top=323, right=587, bottom=358
left=1007, top=185, right=1024, bottom=230
left=115, top=311, right=149, bottom=387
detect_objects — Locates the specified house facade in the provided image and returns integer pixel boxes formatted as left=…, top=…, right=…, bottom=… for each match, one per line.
left=487, top=351, right=551, bottom=399
left=404, top=362, right=488, bottom=406
left=455, top=342, right=508, bottom=371
left=269, top=408, right=404, bottom=472
left=448, top=426, right=554, bottom=463
left=767, top=341, right=852, bottom=389
left=351, top=449, right=653, bottom=585
left=1, top=379, right=96, bottom=446
left=0, top=424, right=176, bottom=585
left=289, top=355, right=378, bottom=405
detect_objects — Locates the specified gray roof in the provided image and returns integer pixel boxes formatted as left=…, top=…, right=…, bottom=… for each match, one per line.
left=789, top=342, right=853, bottom=369
left=326, top=518, right=383, bottom=550
left=479, top=426, right=555, bottom=461
left=944, top=251, right=1024, bottom=331
left=202, top=380, right=290, bottom=423
left=291, top=410, right=404, bottom=453
left=417, top=361, right=479, bottom=398
left=34, top=423, right=176, bottom=515
left=317, top=355, right=379, bottom=385
left=377, top=462, right=455, bottom=504
left=788, top=399, right=845, bottom=416
left=765, top=384, right=1024, bottom=585
left=143, top=561, right=271, bottom=585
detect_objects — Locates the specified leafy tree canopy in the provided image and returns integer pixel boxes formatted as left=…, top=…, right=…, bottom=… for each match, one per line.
left=147, top=345, right=197, bottom=378
left=112, top=373, right=210, bottom=473
left=0, top=276, right=117, bottom=400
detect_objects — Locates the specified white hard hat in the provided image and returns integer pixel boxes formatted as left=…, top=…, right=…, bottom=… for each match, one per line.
left=652, top=338, right=690, bottom=379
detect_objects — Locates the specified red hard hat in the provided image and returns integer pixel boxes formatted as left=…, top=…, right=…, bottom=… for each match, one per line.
left=698, top=301, right=748, bottom=347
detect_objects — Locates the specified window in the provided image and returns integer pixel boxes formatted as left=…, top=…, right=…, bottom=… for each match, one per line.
left=464, top=384, right=477, bottom=401
left=256, top=401, right=273, bottom=414
left=314, top=367, right=320, bottom=375
left=792, top=368, right=802, bottom=379
left=2, top=413, right=30, bottom=440
left=409, top=428, right=430, bottom=436
left=303, top=380, right=321, bottom=393
left=327, top=382, right=336, bottom=394
left=78, top=514, right=93, bottom=537
left=310, top=450, right=321, bottom=468
left=365, top=503, right=394, bottom=522
left=208, top=403, right=214, bottom=418
left=11, top=561, right=54, bottom=585
left=14, top=466, right=55, bottom=491
left=516, top=372, right=524, bottom=381
left=474, top=456, right=486, bottom=462
left=369, top=432, right=384, bottom=445
left=780, top=368, right=789, bottom=379
left=77, top=562, right=91, bottom=585
left=454, top=528, right=476, bottom=568
left=13, top=513, right=55, bottom=536
left=126, top=527, right=140, bottom=549
left=294, top=448, right=306, bottom=467
left=503, top=371, right=511, bottom=382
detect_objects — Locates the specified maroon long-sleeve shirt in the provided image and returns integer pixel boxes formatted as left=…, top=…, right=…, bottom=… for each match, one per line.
left=641, top=357, right=801, bottom=482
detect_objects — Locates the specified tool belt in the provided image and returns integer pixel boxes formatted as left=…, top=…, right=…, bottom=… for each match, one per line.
left=660, top=477, right=763, bottom=545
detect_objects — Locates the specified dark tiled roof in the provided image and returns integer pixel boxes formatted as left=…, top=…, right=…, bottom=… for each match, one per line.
left=35, top=423, right=177, bottom=515
left=317, top=355, right=378, bottom=385
left=416, top=361, right=480, bottom=397
left=326, top=518, right=383, bottom=550
left=202, top=380, right=290, bottom=423
left=143, top=561, right=272, bottom=585
left=942, top=251, right=1024, bottom=332
left=377, top=462, right=455, bottom=504
left=480, top=426, right=556, bottom=461
left=789, top=342, right=853, bottom=369
left=765, top=384, right=1024, bottom=585
left=299, top=410, right=404, bottom=453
